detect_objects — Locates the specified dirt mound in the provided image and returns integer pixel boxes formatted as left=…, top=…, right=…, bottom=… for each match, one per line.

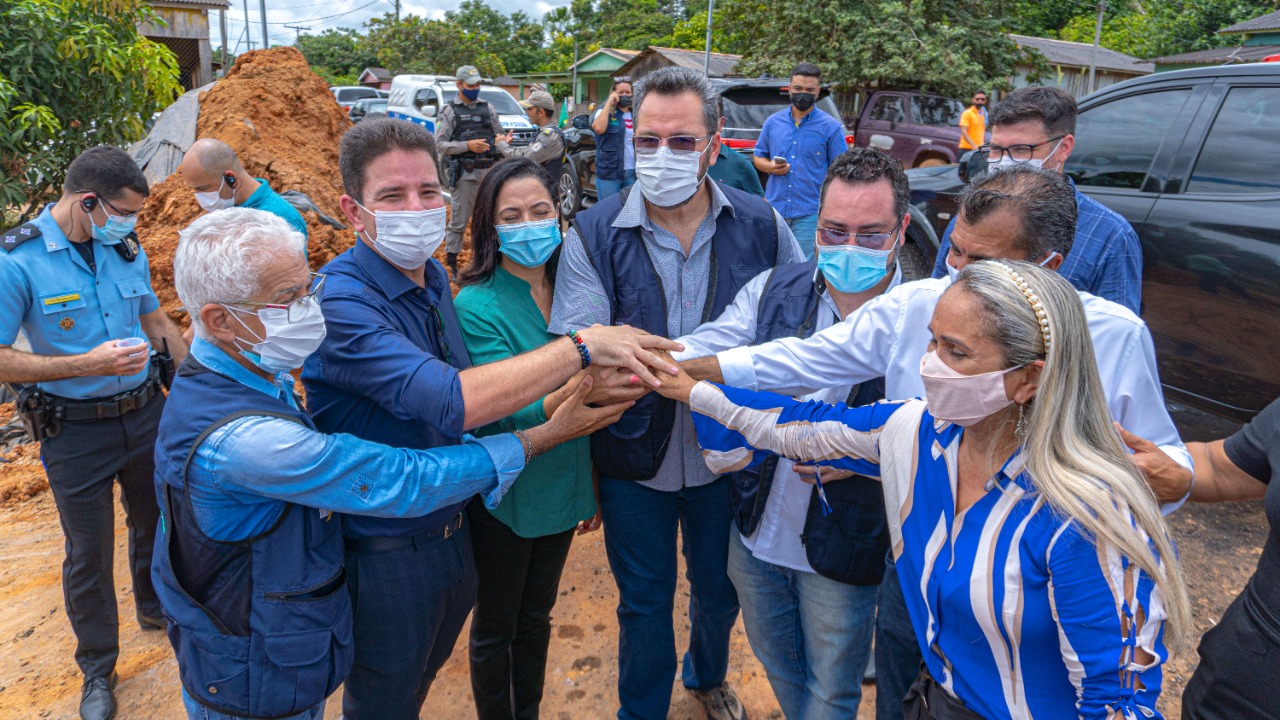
left=0, top=438, right=46, bottom=507
left=135, top=46, right=470, bottom=321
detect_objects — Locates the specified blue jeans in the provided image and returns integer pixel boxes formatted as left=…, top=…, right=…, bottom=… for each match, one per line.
left=727, top=529, right=876, bottom=720
left=874, top=552, right=922, bottom=720
left=596, top=169, right=636, bottom=200
left=786, top=214, right=820, bottom=259
left=598, top=475, right=740, bottom=720
left=342, top=513, right=480, bottom=719
left=181, top=689, right=323, bottom=720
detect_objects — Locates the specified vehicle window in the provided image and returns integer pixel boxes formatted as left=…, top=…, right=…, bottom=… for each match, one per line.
left=1186, top=87, right=1280, bottom=195
left=439, top=88, right=526, bottom=115
left=336, top=87, right=377, bottom=102
left=1065, top=89, right=1191, bottom=190
left=869, top=96, right=905, bottom=123
left=368, top=100, right=388, bottom=114
left=719, top=87, right=844, bottom=141
left=911, top=96, right=965, bottom=126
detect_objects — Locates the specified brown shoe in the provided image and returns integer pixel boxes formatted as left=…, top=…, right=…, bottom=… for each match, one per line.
left=688, top=683, right=748, bottom=720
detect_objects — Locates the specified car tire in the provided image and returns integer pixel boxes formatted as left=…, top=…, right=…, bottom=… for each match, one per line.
left=559, top=159, right=583, bottom=220
left=914, top=156, right=948, bottom=168
left=899, top=242, right=931, bottom=282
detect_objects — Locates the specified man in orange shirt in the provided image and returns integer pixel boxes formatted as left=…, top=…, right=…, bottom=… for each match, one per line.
left=958, top=91, right=987, bottom=150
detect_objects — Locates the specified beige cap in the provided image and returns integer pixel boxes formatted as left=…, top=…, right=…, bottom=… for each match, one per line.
left=519, top=90, right=556, bottom=111
left=455, top=65, right=482, bottom=84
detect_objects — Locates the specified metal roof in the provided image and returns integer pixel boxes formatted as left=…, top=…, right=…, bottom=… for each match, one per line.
left=1149, top=44, right=1280, bottom=65
left=569, top=48, right=640, bottom=71
left=1220, top=9, right=1280, bottom=34
left=615, top=46, right=742, bottom=78
left=1011, top=34, right=1154, bottom=73
left=147, top=0, right=231, bottom=8
left=359, top=67, right=391, bottom=81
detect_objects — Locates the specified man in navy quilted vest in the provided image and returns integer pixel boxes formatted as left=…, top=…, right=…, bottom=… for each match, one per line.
left=550, top=66, right=804, bottom=720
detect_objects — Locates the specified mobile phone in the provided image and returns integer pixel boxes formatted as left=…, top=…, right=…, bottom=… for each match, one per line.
left=772, top=156, right=787, bottom=164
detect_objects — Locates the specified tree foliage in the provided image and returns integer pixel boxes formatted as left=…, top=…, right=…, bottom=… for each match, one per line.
left=364, top=12, right=506, bottom=78
left=725, top=0, right=1028, bottom=97
left=446, top=0, right=548, bottom=74
left=0, top=0, right=181, bottom=220
left=296, top=28, right=378, bottom=86
left=1056, top=0, right=1280, bottom=60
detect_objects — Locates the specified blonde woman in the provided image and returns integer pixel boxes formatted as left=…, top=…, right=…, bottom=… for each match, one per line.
left=658, top=260, right=1192, bottom=720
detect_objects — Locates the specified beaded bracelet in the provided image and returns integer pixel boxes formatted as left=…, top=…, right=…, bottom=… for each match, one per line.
left=566, top=329, right=592, bottom=369
left=513, top=429, right=534, bottom=464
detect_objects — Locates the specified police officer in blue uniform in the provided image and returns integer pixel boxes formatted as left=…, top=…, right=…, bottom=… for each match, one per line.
left=0, top=145, right=188, bottom=720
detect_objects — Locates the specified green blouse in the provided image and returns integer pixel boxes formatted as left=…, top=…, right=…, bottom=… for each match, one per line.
left=455, top=265, right=595, bottom=538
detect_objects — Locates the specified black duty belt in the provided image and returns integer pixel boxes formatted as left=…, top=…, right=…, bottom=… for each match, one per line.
left=343, top=512, right=465, bottom=553
left=51, top=377, right=161, bottom=422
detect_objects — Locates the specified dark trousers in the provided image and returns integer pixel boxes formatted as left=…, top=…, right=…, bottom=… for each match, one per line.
left=875, top=552, right=923, bottom=720
left=341, top=512, right=479, bottom=720
left=1182, top=581, right=1280, bottom=719
left=468, top=503, right=576, bottom=720
left=38, top=394, right=164, bottom=679
left=598, top=475, right=740, bottom=720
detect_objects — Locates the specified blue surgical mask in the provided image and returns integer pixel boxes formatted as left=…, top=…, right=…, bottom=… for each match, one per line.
left=817, top=244, right=895, bottom=293
left=461, top=87, right=481, bottom=101
left=91, top=211, right=137, bottom=244
left=497, top=218, right=562, bottom=268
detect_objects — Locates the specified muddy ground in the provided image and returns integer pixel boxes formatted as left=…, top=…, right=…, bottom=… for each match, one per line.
left=0, top=407, right=1265, bottom=719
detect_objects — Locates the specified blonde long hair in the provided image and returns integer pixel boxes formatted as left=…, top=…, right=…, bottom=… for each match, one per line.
left=953, top=260, right=1193, bottom=647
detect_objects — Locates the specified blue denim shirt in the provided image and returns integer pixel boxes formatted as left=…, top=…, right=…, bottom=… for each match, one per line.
left=754, top=107, right=849, bottom=219
left=930, top=181, right=1143, bottom=314
left=302, top=239, right=477, bottom=539
left=0, top=206, right=160, bottom=399
left=186, top=337, right=522, bottom=542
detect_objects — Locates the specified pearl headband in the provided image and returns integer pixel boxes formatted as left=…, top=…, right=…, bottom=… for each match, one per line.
left=989, top=261, right=1051, bottom=353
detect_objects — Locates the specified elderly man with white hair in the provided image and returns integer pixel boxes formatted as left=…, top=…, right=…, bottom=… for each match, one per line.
left=151, top=208, right=626, bottom=720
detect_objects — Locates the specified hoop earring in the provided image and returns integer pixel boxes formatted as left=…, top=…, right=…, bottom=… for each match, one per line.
left=1015, top=403, right=1028, bottom=442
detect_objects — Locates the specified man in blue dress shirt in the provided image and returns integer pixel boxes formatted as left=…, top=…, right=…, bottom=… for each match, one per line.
left=0, top=145, right=188, bottom=720
left=930, top=86, right=1143, bottom=314
left=753, top=63, right=849, bottom=259
left=301, top=117, right=679, bottom=720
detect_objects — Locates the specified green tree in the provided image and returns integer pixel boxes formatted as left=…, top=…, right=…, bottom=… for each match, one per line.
left=1056, top=0, right=1280, bottom=60
left=446, top=1, right=549, bottom=74
left=0, top=0, right=181, bottom=221
left=364, top=13, right=506, bottom=78
left=723, top=0, right=1028, bottom=97
left=296, top=28, right=378, bottom=84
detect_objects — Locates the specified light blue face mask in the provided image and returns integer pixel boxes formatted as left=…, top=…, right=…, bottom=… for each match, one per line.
left=816, top=244, right=895, bottom=293
left=497, top=218, right=562, bottom=268
left=90, top=211, right=137, bottom=244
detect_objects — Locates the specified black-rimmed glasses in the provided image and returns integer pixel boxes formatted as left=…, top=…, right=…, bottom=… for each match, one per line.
left=978, top=136, right=1065, bottom=162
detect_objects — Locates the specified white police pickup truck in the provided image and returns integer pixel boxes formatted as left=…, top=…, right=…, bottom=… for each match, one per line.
left=386, top=75, right=536, bottom=146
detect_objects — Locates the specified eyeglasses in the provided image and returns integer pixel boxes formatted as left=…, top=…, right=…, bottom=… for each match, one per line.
left=816, top=217, right=904, bottom=250
left=227, top=273, right=326, bottom=322
left=633, top=132, right=714, bottom=155
left=978, top=136, right=1065, bottom=162
left=428, top=305, right=452, bottom=364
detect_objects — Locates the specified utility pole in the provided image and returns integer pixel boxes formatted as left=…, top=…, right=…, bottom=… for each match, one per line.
left=220, top=9, right=228, bottom=72
left=571, top=41, right=579, bottom=107
left=395, top=0, right=400, bottom=22
left=1087, top=0, right=1106, bottom=95
left=703, top=0, right=715, bottom=75
left=259, top=0, right=269, bottom=50
left=242, top=0, right=253, bottom=50
left=285, top=24, right=309, bottom=44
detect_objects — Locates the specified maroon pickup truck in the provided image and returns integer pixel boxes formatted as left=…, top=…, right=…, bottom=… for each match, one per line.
left=849, top=90, right=967, bottom=168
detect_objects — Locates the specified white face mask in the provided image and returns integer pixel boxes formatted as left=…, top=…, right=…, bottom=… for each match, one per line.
left=225, top=296, right=327, bottom=374
left=945, top=251, right=1059, bottom=282
left=356, top=201, right=448, bottom=269
left=634, top=146, right=706, bottom=208
left=194, top=177, right=235, bottom=212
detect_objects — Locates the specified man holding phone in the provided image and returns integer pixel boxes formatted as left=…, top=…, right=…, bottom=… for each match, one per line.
left=753, top=62, right=849, bottom=259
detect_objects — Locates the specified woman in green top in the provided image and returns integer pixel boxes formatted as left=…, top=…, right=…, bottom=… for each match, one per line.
left=456, top=158, right=610, bottom=720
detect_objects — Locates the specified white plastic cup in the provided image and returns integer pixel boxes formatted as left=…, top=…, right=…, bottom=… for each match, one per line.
left=116, top=337, right=149, bottom=357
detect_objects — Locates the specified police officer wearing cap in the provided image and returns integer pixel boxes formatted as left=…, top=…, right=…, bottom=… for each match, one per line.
left=0, top=145, right=188, bottom=720
left=436, top=65, right=508, bottom=278
left=501, top=90, right=567, bottom=189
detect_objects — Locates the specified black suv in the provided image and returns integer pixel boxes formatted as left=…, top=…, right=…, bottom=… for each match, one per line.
left=904, top=63, right=1280, bottom=421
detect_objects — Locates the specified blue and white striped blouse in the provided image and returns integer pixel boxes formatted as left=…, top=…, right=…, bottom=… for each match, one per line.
left=688, top=382, right=1171, bottom=720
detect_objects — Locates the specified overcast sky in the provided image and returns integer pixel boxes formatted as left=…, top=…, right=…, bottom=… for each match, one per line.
left=218, top=0, right=563, bottom=53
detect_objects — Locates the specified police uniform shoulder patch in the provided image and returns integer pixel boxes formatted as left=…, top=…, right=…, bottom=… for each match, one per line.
left=1, top=223, right=43, bottom=253
left=540, top=127, right=557, bottom=136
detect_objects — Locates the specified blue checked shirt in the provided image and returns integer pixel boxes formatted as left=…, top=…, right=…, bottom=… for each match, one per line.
left=550, top=181, right=804, bottom=491
left=931, top=182, right=1143, bottom=314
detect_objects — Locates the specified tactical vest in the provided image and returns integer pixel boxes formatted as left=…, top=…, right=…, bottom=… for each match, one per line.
left=153, top=358, right=352, bottom=718
left=537, top=124, right=567, bottom=184
left=594, top=109, right=626, bottom=180
left=574, top=184, right=779, bottom=480
left=730, top=260, right=890, bottom=585
left=449, top=100, right=500, bottom=161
